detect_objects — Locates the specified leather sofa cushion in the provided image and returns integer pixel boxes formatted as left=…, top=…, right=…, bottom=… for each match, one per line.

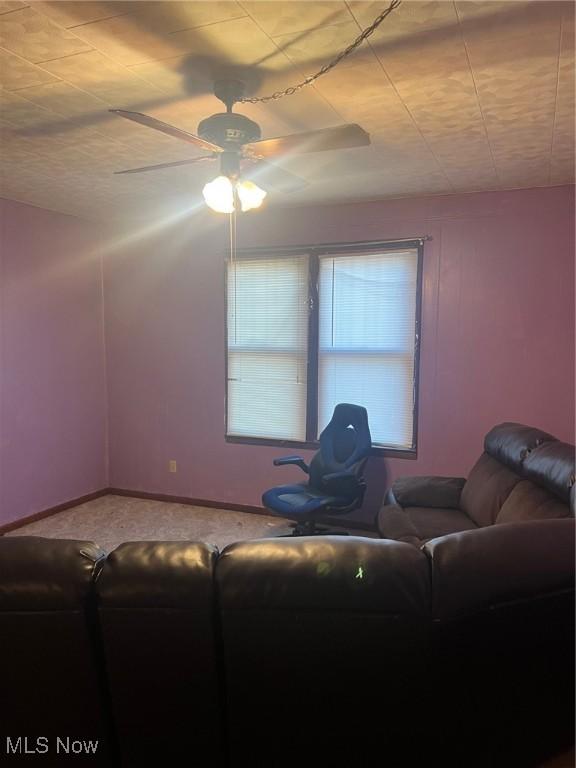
left=523, top=440, right=575, bottom=504
left=496, top=480, right=570, bottom=524
left=460, top=453, right=521, bottom=526
left=484, top=422, right=556, bottom=472
left=378, top=504, right=476, bottom=546
left=403, top=506, right=477, bottom=541
left=377, top=504, right=421, bottom=547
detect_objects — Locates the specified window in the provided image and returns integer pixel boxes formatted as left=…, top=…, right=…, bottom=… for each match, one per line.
left=226, top=240, right=423, bottom=454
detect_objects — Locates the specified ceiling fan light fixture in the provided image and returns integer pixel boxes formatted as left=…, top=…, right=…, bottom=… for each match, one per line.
left=202, top=175, right=266, bottom=213
left=202, top=175, right=235, bottom=213
left=236, top=179, right=267, bottom=212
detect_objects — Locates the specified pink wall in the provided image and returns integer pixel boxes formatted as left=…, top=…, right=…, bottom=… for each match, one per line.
left=104, top=185, right=574, bottom=524
left=0, top=199, right=108, bottom=527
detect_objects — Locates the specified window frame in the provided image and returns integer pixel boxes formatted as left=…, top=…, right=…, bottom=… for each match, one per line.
left=225, top=237, right=425, bottom=458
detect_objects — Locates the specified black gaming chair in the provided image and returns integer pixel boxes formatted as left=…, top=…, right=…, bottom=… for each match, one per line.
left=262, top=403, right=372, bottom=535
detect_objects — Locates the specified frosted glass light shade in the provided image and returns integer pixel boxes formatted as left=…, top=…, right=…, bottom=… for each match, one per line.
left=236, top=180, right=267, bottom=212
left=202, top=175, right=235, bottom=213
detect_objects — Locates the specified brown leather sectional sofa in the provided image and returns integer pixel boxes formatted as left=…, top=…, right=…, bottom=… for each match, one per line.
left=0, top=423, right=574, bottom=768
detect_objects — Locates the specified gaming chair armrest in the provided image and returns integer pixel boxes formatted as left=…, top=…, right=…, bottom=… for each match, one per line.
left=273, top=456, right=309, bottom=474
left=322, top=471, right=365, bottom=499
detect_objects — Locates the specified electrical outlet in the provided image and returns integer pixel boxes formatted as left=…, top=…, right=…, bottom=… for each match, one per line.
left=168, top=460, right=177, bottom=473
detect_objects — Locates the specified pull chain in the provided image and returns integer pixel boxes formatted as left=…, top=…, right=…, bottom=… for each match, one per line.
left=229, top=209, right=238, bottom=345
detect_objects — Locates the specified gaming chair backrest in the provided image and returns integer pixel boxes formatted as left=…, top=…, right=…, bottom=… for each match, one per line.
left=309, top=404, right=372, bottom=493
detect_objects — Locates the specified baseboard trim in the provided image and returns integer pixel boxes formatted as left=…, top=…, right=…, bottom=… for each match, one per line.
left=0, top=488, right=110, bottom=535
left=108, top=488, right=376, bottom=532
left=108, top=487, right=272, bottom=517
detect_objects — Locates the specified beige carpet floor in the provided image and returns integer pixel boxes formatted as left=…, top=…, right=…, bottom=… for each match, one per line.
left=4, top=493, right=375, bottom=552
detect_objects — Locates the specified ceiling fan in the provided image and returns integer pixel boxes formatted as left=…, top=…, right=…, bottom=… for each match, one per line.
left=110, top=79, right=370, bottom=212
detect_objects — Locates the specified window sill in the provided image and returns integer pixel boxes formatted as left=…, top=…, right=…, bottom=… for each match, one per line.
left=225, top=435, right=417, bottom=459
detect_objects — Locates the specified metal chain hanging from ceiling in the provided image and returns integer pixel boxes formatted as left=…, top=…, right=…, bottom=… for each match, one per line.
left=240, top=0, right=402, bottom=104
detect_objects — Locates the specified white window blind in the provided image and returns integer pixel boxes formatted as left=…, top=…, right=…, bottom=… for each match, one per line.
left=318, top=250, right=418, bottom=449
left=227, top=255, right=309, bottom=440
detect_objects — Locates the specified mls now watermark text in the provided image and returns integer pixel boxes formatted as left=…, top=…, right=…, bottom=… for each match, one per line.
left=5, top=737, right=99, bottom=756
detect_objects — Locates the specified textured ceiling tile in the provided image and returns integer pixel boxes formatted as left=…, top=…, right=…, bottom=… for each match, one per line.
left=131, top=2, right=246, bottom=34
left=0, top=46, right=59, bottom=89
left=455, top=1, right=561, bottom=41
left=242, top=1, right=349, bottom=38
left=550, top=153, right=575, bottom=185
left=39, top=49, right=167, bottom=107
left=296, top=169, right=451, bottom=203
left=350, top=1, right=456, bottom=43
left=249, top=86, right=341, bottom=134
left=551, top=5, right=575, bottom=183
left=34, top=2, right=133, bottom=28
left=273, top=20, right=373, bottom=70
left=68, top=14, right=191, bottom=67
left=127, top=55, right=198, bottom=99
left=456, top=0, right=563, bottom=192
left=0, top=88, right=63, bottom=126
left=312, top=59, right=391, bottom=105
left=0, top=1, right=28, bottom=14
left=169, top=15, right=281, bottom=68
left=0, top=6, right=92, bottom=63
left=10, top=80, right=108, bottom=115
left=352, top=1, right=496, bottom=190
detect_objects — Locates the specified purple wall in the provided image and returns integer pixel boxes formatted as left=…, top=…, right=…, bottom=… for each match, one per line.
left=104, top=186, right=575, bottom=522
left=0, top=199, right=107, bottom=526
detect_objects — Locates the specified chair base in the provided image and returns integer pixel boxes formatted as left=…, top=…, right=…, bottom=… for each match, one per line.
left=284, top=520, right=350, bottom=537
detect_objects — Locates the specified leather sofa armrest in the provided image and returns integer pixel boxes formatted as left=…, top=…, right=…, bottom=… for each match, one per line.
left=424, top=519, right=575, bottom=620
left=97, top=541, right=217, bottom=610
left=216, top=536, right=431, bottom=616
left=377, top=503, right=422, bottom=547
left=0, top=536, right=105, bottom=611
left=391, top=476, right=466, bottom=509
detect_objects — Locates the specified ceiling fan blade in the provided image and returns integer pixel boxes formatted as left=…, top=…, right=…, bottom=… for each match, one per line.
left=114, top=156, right=216, bottom=175
left=244, top=124, right=370, bottom=159
left=109, top=109, right=223, bottom=153
left=244, top=159, right=308, bottom=193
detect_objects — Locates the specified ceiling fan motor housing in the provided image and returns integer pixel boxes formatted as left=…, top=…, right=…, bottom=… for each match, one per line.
left=198, top=112, right=261, bottom=150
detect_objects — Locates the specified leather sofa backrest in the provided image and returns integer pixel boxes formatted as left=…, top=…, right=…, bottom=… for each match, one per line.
left=460, top=454, right=521, bottom=526
left=216, top=536, right=432, bottom=767
left=495, top=438, right=575, bottom=524
left=495, top=480, right=570, bottom=523
left=0, top=537, right=112, bottom=765
left=522, top=440, right=575, bottom=504
left=96, top=541, right=224, bottom=767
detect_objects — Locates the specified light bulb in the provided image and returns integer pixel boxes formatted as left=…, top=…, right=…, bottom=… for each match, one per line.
left=236, top=180, right=267, bottom=212
left=202, top=175, right=235, bottom=213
